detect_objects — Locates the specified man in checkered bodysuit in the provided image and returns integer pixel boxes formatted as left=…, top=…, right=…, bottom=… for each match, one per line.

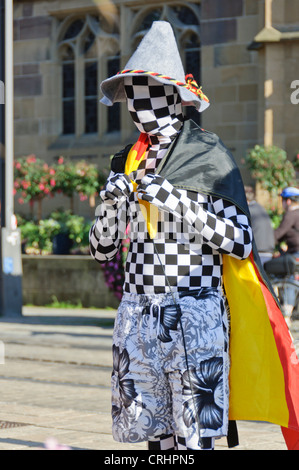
left=89, top=22, right=252, bottom=450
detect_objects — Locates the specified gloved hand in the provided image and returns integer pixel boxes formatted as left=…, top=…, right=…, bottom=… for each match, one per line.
left=100, top=173, right=133, bottom=205
left=137, top=174, right=187, bottom=217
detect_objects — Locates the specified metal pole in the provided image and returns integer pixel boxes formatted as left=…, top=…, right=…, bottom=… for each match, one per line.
left=0, top=0, right=4, bottom=228
left=4, top=0, right=13, bottom=227
left=0, top=0, right=22, bottom=316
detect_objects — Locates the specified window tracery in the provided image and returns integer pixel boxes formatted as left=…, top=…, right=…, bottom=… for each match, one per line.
left=130, top=3, right=201, bottom=123
left=55, top=2, right=201, bottom=138
left=57, top=13, right=120, bottom=136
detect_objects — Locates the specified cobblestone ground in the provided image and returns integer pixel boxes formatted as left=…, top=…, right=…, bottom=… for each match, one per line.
left=0, top=306, right=297, bottom=450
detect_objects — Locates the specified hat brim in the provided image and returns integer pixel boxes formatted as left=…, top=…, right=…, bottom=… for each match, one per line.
left=100, top=72, right=210, bottom=113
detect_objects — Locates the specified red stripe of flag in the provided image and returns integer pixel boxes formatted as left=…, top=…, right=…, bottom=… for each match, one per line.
left=251, top=253, right=299, bottom=450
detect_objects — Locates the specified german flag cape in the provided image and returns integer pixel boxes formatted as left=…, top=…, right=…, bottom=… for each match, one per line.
left=112, top=119, right=299, bottom=449
left=223, top=249, right=299, bottom=450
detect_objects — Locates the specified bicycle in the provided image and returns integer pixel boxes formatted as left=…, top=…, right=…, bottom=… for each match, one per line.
left=264, top=255, right=299, bottom=326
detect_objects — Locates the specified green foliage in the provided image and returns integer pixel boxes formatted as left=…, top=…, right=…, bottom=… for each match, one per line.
left=53, top=157, right=101, bottom=201
left=14, top=154, right=106, bottom=206
left=293, top=152, right=299, bottom=170
left=45, top=295, right=83, bottom=309
left=50, top=209, right=91, bottom=245
left=18, top=211, right=92, bottom=255
left=14, top=155, right=56, bottom=204
left=14, top=154, right=107, bottom=254
left=245, top=145, right=296, bottom=197
left=266, top=207, right=283, bottom=229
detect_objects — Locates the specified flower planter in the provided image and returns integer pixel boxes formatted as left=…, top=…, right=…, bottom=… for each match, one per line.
left=52, top=233, right=73, bottom=255
left=22, top=254, right=120, bottom=309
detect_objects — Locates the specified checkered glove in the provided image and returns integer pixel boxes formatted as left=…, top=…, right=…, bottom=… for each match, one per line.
left=90, top=190, right=129, bottom=263
left=137, top=174, right=188, bottom=217
left=100, top=173, right=133, bottom=205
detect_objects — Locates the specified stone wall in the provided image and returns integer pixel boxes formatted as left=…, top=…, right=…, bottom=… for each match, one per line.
left=13, top=0, right=263, bottom=193
left=201, top=0, right=261, bottom=183
left=268, top=0, right=299, bottom=159
left=22, top=254, right=120, bottom=309
left=13, top=0, right=110, bottom=220
left=13, top=2, right=58, bottom=160
left=12, top=0, right=299, bottom=206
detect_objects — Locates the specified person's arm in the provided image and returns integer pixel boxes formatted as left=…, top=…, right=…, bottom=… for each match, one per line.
left=89, top=172, right=131, bottom=263
left=274, top=211, right=293, bottom=243
left=137, top=174, right=252, bottom=259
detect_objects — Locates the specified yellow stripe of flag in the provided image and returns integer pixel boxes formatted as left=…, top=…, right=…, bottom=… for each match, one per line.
left=223, top=254, right=289, bottom=427
left=125, top=137, right=159, bottom=239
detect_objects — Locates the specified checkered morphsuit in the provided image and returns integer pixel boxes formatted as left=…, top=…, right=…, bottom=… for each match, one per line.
left=90, top=76, right=252, bottom=294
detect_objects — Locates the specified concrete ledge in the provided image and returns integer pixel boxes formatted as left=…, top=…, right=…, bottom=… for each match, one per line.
left=22, top=254, right=120, bottom=309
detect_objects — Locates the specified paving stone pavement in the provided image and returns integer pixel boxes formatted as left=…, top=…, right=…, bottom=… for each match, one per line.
left=0, top=306, right=297, bottom=451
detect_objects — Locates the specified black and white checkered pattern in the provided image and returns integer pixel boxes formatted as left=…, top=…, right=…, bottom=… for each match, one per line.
left=100, top=173, right=133, bottom=204
left=137, top=173, right=252, bottom=260
left=147, top=434, right=214, bottom=450
left=90, top=182, right=252, bottom=293
left=90, top=78, right=252, bottom=294
left=147, top=434, right=177, bottom=450
left=177, top=435, right=215, bottom=450
left=124, top=76, right=184, bottom=139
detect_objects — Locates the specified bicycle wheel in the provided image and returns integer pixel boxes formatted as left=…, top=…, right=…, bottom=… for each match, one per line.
left=272, top=279, right=299, bottom=321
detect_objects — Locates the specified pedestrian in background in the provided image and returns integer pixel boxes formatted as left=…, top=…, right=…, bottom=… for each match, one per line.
left=245, top=185, right=275, bottom=266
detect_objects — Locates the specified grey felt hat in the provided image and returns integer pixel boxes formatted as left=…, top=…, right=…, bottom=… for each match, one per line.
left=100, top=21, right=210, bottom=112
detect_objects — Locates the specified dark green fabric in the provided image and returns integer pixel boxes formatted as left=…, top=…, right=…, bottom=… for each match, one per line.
left=156, top=119, right=250, bottom=219
left=111, top=119, right=250, bottom=217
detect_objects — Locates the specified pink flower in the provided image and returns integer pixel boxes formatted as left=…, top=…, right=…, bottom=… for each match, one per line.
left=50, top=179, right=56, bottom=187
left=43, top=438, right=71, bottom=450
left=18, top=198, right=24, bottom=204
left=26, top=155, right=36, bottom=163
left=39, top=183, right=45, bottom=191
left=15, top=162, right=21, bottom=169
left=58, top=157, right=64, bottom=164
left=49, top=168, right=56, bottom=175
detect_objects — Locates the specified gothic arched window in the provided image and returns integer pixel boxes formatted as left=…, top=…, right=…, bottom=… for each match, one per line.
left=131, top=3, right=201, bottom=123
left=57, top=14, right=120, bottom=137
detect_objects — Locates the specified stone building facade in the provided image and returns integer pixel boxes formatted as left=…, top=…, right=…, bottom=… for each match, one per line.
left=12, top=0, right=299, bottom=217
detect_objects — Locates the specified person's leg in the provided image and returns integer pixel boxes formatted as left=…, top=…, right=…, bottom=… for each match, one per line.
left=165, top=290, right=229, bottom=450
left=148, top=434, right=177, bottom=450
left=111, top=294, right=174, bottom=443
left=176, top=435, right=215, bottom=450
left=148, top=434, right=215, bottom=450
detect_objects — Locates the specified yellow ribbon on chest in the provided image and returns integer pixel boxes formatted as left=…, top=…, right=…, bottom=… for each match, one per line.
left=124, top=134, right=159, bottom=239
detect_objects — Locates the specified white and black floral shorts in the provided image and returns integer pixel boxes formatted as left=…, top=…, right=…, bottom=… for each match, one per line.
left=111, top=288, right=230, bottom=444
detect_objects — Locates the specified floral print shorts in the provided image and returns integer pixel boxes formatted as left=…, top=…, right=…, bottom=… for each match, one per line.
left=111, top=288, right=230, bottom=444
